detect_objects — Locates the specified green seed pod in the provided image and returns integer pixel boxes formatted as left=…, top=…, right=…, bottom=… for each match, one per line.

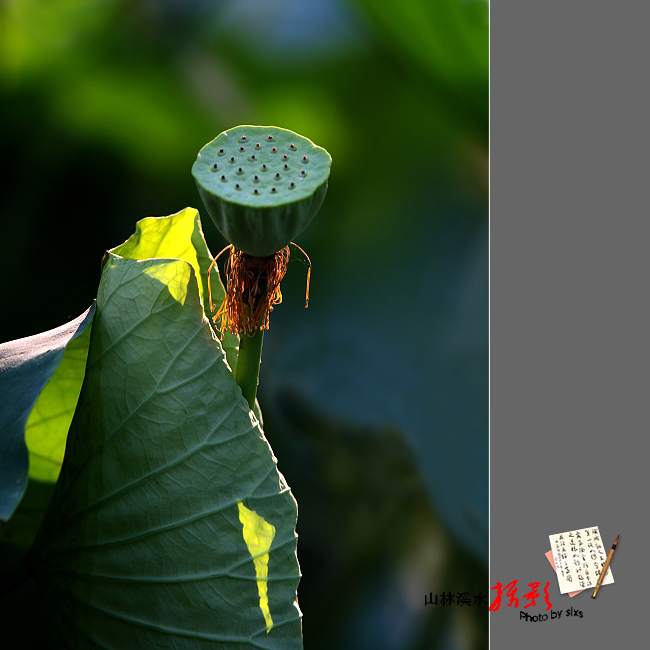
left=192, top=125, right=331, bottom=257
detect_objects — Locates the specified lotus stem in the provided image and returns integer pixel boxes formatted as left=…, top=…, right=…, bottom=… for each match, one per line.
left=235, top=329, right=264, bottom=410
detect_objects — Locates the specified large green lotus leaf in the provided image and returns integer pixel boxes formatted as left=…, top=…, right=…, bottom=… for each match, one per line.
left=0, top=305, right=94, bottom=523
left=110, top=206, right=239, bottom=374
left=0, top=323, right=92, bottom=548
left=0, top=208, right=241, bottom=548
left=28, top=253, right=302, bottom=649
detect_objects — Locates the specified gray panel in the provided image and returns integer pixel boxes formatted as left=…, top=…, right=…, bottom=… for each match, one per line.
left=491, top=1, right=649, bottom=647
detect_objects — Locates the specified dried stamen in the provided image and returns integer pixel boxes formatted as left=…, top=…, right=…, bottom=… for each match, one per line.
left=214, top=246, right=291, bottom=335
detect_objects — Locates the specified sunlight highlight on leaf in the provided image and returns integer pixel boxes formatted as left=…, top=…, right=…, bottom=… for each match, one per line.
left=238, top=501, right=276, bottom=633
left=24, top=326, right=92, bottom=483
left=110, top=207, right=240, bottom=373
left=0, top=305, right=94, bottom=523
left=112, top=208, right=203, bottom=306
left=142, top=259, right=190, bottom=305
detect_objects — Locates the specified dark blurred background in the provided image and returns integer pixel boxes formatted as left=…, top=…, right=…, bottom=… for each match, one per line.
left=0, top=1, right=488, bottom=648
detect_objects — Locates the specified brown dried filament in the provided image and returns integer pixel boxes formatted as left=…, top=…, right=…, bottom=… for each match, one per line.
left=214, top=246, right=290, bottom=335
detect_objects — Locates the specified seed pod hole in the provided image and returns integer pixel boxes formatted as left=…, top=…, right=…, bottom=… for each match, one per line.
left=261, top=164, right=268, bottom=171
left=299, top=170, right=307, bottom=178
left=235, top=183, right=241, bottom=190
left=253, top=175, right=259, bottom=183
left=239, top=146, right=245, bottom=152
left=211, top=163, right=219, bottom=171
left=289, top=144, right=297, bottom=151
left=239, top=135, right=248, bottom=143
left=218, top=149, right=226, bottom=156
left=283, top=164, right=289, bottom=171
left=221, top=175, right=227, bottom=182
left=271, top=147, right=278, bottom=153
left=253, top=189, right=260, bottom=195
left=289, top=182, right=296, bottom=189
left=237, top=167, right=244, bottom=175
left=255, top=143, right=262, bottom=150
left=229, top=157, right=236, bottom=163
left=271, top=187, right=277, bottom=193
left=274, top=173, right=281, bottom=180
left=302, top=156, right=309, bottom=163
left=282, top=154, right=289, bottom=161
left=250, top=155, right=257, bottom=162
left=266, top=135, right=274, bottom=141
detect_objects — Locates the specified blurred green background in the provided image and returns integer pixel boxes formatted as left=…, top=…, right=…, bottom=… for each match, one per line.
left=0, top=1, right=488, bottom=648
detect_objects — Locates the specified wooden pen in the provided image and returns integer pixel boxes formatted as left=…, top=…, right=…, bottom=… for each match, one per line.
left=591, top=534, right=619, bottom=598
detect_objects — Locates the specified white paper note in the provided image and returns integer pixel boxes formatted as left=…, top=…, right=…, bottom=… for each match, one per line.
left=549, top=526, right=614, bottom=594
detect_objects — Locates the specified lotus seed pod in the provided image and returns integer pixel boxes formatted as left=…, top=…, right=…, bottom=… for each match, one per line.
left=192, top=125, right=331, bottom=257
